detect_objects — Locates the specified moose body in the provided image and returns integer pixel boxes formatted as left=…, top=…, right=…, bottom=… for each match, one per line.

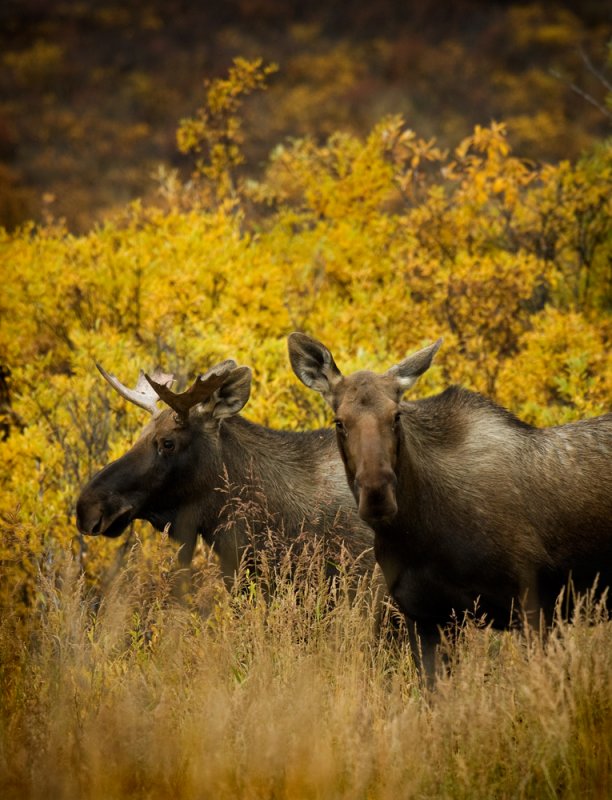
left=288, top=333, right=612, bottom=671
left=76, top=360, right=375, bottom=584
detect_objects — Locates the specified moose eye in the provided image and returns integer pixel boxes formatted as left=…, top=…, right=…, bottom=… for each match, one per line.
left=392, top=412, right=402, bottom=430
left=161, top=439, right=175, bottom=452
left=334, top=419, right=346, bottom=436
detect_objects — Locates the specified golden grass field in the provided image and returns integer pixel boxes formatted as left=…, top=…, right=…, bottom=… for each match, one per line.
left=1, top=529, right=610, bottom=800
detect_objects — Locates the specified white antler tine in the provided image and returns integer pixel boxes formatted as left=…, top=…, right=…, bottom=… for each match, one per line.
left=96, top=363, right=160, bottom=415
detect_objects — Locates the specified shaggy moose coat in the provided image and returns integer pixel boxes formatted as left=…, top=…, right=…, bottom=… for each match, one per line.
left=288, top=332, right=612, bottom=672
left=77, top=359, right=375, bottom=584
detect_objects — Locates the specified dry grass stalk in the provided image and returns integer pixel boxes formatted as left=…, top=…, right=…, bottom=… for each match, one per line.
left=0, top=524, right=610, bottom=800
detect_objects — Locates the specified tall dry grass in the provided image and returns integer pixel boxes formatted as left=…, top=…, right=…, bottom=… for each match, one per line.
left=1, top=534, right=610, bottom=800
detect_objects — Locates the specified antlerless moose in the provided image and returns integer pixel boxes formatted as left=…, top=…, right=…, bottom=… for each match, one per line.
left=288, top=332, right=612, bottom=675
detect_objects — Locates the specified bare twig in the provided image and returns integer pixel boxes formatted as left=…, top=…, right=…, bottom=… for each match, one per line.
left=550, top=46, right=612, bottom=122
left=579, top=46, right=612, bottom=95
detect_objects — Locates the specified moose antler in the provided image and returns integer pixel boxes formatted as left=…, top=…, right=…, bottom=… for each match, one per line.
left=96, top=363, right=174, bottom=415
left=145, top=359, right=237, bottom=418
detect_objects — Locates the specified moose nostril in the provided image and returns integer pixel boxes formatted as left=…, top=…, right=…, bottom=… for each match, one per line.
left=90, top=515, right=103, bottom=535
left=381, top=470, right=398, bottom=489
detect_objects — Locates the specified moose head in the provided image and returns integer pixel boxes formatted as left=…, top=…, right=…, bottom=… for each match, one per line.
left=76, top=359, right=252, bottom=563
left=288, top=333, right=442, bottom=523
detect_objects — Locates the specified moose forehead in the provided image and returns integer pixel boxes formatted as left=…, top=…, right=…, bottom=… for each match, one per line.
left=335, top=371, right=400, bottom=415
left=140, top=408, right=186, bottom=438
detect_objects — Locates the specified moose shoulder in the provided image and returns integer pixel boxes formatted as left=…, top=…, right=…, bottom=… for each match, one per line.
left=76, top=359, right=375, bottom=584
left=288, top=332, right=612, bottom=670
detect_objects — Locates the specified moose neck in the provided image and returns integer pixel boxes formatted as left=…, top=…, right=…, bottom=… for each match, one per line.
left=389, top=387, right=538, bottom=540
left=217, top=416, right=335, bottom=518
left=193, top=415, right=344, bottom=580
left=390, top=389, right=482, bottom=536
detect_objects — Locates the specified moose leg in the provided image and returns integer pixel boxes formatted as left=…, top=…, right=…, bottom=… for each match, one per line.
left=170, top=505, right=201, bottom=597
left=407, top=618, right=440, bottom=686
left=519, top=573, right=546, bottom=639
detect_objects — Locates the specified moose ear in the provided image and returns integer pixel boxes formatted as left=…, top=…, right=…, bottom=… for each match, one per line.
left=386, top=338, right=443, bottom=393
left=210, top=366, right=252, bottom=420
left=288, top=332, right=342, bottom=406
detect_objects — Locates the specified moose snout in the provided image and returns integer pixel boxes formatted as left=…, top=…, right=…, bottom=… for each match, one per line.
left=76, top=497, right=104, bottom=536
left=354, top=469, right=398, bottom=523
left=76, top=494, right=134, bottom=538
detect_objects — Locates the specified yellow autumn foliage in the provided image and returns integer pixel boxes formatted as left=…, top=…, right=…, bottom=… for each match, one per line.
left=0, top=65, right=610, bottom=608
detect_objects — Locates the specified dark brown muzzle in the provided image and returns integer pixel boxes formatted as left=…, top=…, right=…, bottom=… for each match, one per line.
left=354, top=470, right=398, bottom=523
left=76, top=492, right=134, bottom=538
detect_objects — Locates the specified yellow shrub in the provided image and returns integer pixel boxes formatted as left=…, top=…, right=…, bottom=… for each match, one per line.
left=0, top=115, right=610, bottom=604
left=497, top=307, right=611, bottom=425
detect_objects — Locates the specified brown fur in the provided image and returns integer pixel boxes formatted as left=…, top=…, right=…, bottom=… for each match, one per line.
left=77, top=366, right=375, bottom=585
left=288, top=333, right=612, bottom=673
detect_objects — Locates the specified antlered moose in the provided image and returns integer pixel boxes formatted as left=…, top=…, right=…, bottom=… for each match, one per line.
left=77, top=359, right=375, bottom=585
left=288, top=332, right=612, bottom=673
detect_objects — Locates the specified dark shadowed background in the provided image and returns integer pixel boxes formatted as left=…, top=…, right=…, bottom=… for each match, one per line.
left=1, top=0, right=610, bottom=231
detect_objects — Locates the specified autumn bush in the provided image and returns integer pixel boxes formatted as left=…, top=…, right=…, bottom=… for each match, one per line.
left=0, top=60, right=610, bottom=797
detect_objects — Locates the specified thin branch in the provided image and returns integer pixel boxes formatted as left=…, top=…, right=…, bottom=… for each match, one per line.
left=579, top=46, right=612, bottom=95
left=550, top=68, right=612, bottom=121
